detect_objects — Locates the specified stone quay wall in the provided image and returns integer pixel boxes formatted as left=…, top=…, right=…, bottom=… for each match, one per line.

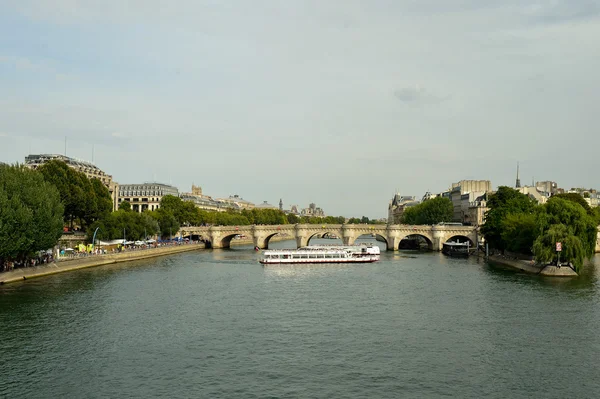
left=0, top=243, right=204, bottom=285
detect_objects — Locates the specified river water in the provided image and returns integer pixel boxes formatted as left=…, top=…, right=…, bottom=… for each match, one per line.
left=2, top=238, right=600, bottom=398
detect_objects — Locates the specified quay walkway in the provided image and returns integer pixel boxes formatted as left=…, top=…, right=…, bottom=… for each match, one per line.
left=0, top=242, right=204, bottom=285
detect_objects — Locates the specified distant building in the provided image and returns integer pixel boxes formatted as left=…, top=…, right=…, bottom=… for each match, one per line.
left=535, top=181, right=558, bottom=196
left=450, top=180, right=492, bottom=194
left=301, top=202, right=325, bottom=217
left=421, top=191, right=438, bottom=202
left=448, top=180, right=492, bottom=223
left=517, top=186, right=549, bottom=204
left=388, top=194, right=419, bottom=224
left=567, top=188, right=599, bottom=208
left=256, top=201, right=278, bottom=210
left=118, top=183, right=179, bottom=213
left=216, top=194, right=255, bottom=210
left=180, top=185, right=225, bottom=212
left=25, top=154, right=119, bottom=211
left=464, top=193, right=489, bottom=226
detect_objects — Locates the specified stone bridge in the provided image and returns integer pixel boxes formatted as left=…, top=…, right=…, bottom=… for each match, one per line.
left=180, top=224, right=479, bottom=251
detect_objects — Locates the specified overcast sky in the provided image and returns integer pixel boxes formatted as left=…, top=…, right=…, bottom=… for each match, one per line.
left=1, top=1, right=598, bottom=218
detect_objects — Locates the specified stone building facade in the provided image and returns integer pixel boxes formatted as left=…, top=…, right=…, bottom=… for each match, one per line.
left=388, top=194, right=419, bottom=224
left=118, top=183, right=179, bottom=213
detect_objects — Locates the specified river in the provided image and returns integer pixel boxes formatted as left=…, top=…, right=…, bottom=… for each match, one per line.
left=2, top=238, right=600, bottom=398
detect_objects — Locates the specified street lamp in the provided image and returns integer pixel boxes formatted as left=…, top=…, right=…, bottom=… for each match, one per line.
left=92, top=227, right=100, bottom=249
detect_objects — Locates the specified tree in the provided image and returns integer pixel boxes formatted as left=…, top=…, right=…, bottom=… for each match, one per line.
left=500, top=213, right=537, bottom=254
left=88, top=178, right=113, bottom=223
left=0, top=164, right=64, bottom=263
left=400, top=197, right=453, bottom=225
left=150, top=208, right=180, bottom=239
left=37, top=160, right=111, bottom=229
left=533, top=197, right=597, bottom=269
left=553, top=193, right=593, bottom=215
left=88, top=209, right=159, bottom=242
left=481, top=186, right=537, bottom=251
left=533, top=224, right=585, bottom=272
left=120, top=201, right=132, bottom=211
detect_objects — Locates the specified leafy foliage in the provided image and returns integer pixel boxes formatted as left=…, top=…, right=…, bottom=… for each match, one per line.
left=149, top=208, right=180, bottom=238
left=87, top=210, right=159, bottom=242
left=400, top=197, right=453, bottom=225
left=0, top=164, right=64, bottom=262
left=119, top=201, right=132, bottom=211
left=500, top=213, right=537, bottom=254
left=37, top=160, right=113, bottom=229
left=481, top=186, right=537, bottom=251
left=533, top=224, right=585, bottom=272
left=532, top=197, right=597, bottom=271
left=553, top=193, right=593, bottom=215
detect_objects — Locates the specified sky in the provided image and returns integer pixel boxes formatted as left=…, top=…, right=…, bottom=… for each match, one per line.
left=1, top=0, right=599, bottom=218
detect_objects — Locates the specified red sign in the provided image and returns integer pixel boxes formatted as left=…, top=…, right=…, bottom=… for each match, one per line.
left=556, top=242, right=562, bottom=252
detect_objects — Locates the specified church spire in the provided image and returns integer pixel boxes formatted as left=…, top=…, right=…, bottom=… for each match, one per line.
left=515, top=162, right=521, bottom=188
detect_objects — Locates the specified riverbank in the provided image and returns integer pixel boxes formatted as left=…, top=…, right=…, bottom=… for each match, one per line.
left=0, top=243, right=205, bottom=285
left=484, top=254, right=578, bottom=277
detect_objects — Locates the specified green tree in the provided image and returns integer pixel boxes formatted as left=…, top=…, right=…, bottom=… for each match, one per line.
left=594, top=207, right=600, bottom=226
left=88, top=209, right=159, bottom=242
left=533, top=224, right=585, bottom=272
left=0, top=164, right=64, bottom=263
left=37, top=160, right=110, bottom=229
left=533, top=197, right=597, bottom=269
left=88, top=178, right=113, bottom=223
left=500, top=213, right=537, bottom=254
left=481, top=186, right=536, bottom=251
left=150, top=208, right=180, bottom=238
left=120, top=201, right=132, bottom=211
left=400, top=197, right=453, bottom=225
left=553, top=193, right=593, bottom=215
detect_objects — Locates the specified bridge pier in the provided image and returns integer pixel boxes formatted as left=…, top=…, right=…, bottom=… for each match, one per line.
left=253, top=235, right=269, bottom=250
left=296, top=235, right=309, bottom=248
left=386, top=235, right=398, bottom=251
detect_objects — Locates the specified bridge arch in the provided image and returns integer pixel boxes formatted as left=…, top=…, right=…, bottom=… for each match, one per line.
left=445, top=235, right=475, bottom=247
left=306, top=230, right=343, bottom=246
left=396, top=233, right=433, bottom=251
left=353, top=233, right=388, bottom=250
left=214, top=233, right=239, bottom=249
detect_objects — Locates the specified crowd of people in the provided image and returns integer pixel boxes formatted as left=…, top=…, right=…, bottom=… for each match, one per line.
left=1, top=239, right=205, bottom=273
left=1, top=253, right=54, bottom=272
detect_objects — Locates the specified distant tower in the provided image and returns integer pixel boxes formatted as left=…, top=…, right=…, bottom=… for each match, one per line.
left=279, top=198, right=283, bottom=211
left=515, top=162, right=521, bottom=188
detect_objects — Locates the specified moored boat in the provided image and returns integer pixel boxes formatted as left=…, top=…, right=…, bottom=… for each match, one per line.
left=442, top=241, right=471, bottom=257
left=259, top=244, right=380, bottom=264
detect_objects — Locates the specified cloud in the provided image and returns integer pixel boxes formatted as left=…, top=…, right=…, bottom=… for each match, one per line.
left=393, top=86, right=449, bottom=105
left=0, top=55, right=39, bottom=70
left=522, top=1, right=600, bottom=24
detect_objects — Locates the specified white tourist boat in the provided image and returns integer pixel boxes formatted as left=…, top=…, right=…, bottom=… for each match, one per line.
left=259, top=244, right=381, bottom=265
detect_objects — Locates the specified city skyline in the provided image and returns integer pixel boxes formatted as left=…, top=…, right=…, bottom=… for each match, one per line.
left=1, top=1, right=599, bottom=218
